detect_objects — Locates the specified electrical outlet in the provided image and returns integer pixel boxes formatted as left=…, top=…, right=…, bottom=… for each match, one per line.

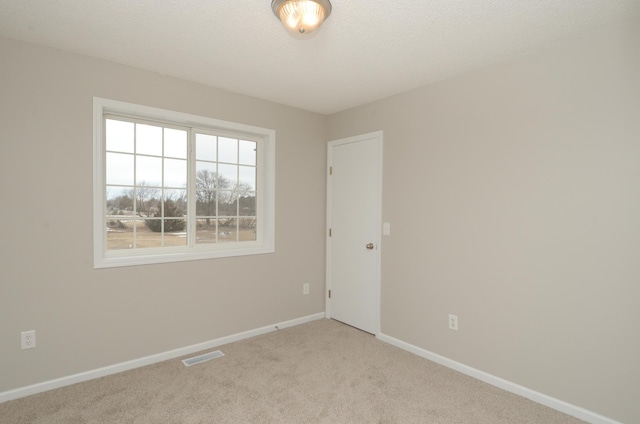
left=21, top=330, right=36, bottom=349
left=303, top=283, right=310, bottom=295
left=448, top=314, right=458, bottom=331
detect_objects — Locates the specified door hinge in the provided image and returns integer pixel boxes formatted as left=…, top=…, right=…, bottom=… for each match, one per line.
left=329, top=228, right=332, bottom=237
left=329, top=166, right=333, bottom=175
left=328, top=290, right=331, bottom=298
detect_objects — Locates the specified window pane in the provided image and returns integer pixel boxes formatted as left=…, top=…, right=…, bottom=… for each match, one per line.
left=134, top=185, right=160, bottom=218
left=164, top=128, right=187, bottom=159
left=162, top=217, right=186, bottom=234
left=196, top=218, right=216, bottom=244
left=196, top=162, right=217, bottom=177
left=238, top=166, right=256, bottom=191
left=106, top=186, right=133, bottom=213
left=163, top=220, right=187, bottom=246
left=217, top=218, right=237, bottom=243
left=165, top=189, right=187, bottom=212
left=136, top=155, right=162, bottom=186
left=196, top=163, right=217, bottom=216
left=239, top=218, right=257, bottom=241
left=153, top=197, right=186, bottom=244
left=218, top=164, right=237, bottom=186
left=164, top=158, right=186, bottom=188
left=196, top=198, right=216, bottom=216
left=195, top=218, right=242, bottom=244
left=164, top=191, right=187, bottom=231
left=136, top=123, right=162, bottom=156
left=239, top=140, right=256, bottom=166
left=239, top=194, right=256, bottom=216
left=106, top=218, right=134, bottom=250
left=196, top=133, right=216, bottom=161
left=218, top=137, right=238, bottom=163
left=135, top=219, right=162, bottom=248
left=106, top=119, right=134, bottom=153
left=106, top=152, right=134, bottom=185
left=218, top=191, right=236, bottom=216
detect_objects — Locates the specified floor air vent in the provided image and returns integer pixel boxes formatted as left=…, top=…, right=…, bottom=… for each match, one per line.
left=182, top=350, right=224, bottom=367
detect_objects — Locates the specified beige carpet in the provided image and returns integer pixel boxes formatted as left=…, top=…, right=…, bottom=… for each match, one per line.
left=1, top=319, right=585, bottom=423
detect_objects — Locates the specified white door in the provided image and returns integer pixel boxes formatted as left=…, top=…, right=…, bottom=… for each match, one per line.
left=326, top=131, right=382, bottom=335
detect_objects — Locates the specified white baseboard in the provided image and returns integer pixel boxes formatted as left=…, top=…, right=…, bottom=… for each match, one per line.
left=377, top=333, right=621, bottom=424
left=0, top=312, right=325, bottom=404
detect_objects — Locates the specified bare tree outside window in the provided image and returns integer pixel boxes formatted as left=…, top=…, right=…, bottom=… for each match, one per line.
left=196, top=170, right=230, bottom=224
left=130, top=181, right=159, bottom=218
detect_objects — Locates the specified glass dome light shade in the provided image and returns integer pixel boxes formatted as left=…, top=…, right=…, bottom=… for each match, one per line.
left=272, top=0, right=332, bottom=34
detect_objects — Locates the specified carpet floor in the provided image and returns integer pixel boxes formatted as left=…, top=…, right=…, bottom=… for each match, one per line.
left=0, top=318, right=585, bottom=423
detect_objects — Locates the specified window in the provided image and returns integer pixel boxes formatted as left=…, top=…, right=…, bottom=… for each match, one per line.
left=93, top=98, right=275, bottom=268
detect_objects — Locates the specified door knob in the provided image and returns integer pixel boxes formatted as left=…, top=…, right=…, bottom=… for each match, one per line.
left=366, top=243, right=374, bottom=250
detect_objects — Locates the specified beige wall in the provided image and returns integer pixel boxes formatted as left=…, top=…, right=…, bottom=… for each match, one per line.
left=0, top=37, right=327, bottom=391
left=327, top=24, right=640, bottom=423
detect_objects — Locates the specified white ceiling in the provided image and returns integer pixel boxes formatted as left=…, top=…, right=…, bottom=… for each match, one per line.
left=1, top=1, right=639, bottom=114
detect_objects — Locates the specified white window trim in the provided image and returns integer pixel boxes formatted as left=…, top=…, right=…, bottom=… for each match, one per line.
left=93, top=97, right=275, bottom=268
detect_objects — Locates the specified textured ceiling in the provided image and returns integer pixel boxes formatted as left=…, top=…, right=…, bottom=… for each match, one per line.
left=1, top=1, right=639, bottom=114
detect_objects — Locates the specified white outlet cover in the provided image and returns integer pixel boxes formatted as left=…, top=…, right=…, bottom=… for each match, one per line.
left=21, top=330, right=36, bottom=349
left=448, top=314, right=459, bottom=331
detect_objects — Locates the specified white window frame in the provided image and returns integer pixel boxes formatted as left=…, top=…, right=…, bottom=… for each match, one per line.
left=93, top=97, right=275, bottom=268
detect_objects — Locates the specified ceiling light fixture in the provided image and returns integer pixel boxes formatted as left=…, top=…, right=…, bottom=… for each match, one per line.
left=271, top=0, right=332, bottom=35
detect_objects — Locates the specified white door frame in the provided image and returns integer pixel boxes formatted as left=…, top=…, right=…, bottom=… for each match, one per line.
left=325, top=131, right=383, bottom=336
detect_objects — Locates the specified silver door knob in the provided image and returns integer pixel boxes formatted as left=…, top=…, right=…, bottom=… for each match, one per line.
left=366, top=243, right=374, bottom=250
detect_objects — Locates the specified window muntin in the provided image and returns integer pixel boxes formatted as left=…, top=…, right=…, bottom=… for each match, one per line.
left=94, top=98, right=275, bottom=268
